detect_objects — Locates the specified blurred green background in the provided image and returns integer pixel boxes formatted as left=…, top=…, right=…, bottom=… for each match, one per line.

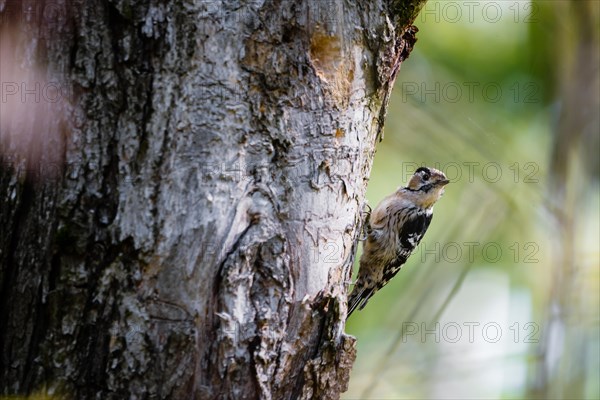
left=344, top=1, right=599, bottom=399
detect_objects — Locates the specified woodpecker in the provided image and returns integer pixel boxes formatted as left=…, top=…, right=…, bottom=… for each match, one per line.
left=347, top=167, right=449, bottom=316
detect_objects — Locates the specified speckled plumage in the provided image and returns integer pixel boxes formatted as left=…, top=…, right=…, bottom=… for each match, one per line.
left=348, top=167, right=449, bottom=316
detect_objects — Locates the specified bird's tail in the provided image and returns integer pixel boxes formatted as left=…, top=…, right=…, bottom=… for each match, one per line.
left=347, top=285, right=374, bottom=317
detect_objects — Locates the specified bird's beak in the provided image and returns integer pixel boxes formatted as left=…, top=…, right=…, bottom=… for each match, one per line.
left=437, top=179, right=450, bottom=186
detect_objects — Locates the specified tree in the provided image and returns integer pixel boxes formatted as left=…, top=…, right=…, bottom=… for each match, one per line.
left=0, top=1, right=425, bottom=398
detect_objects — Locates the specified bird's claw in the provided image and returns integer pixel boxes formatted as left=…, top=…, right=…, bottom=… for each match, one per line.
left=359, top=203, right=372, bottom=241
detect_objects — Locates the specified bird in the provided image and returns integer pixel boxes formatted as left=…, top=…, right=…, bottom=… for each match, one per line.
left=347, top=167, right=449, bottom=316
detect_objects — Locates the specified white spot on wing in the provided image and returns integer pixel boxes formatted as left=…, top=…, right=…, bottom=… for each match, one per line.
left=407, top=232, right=423, bottom=247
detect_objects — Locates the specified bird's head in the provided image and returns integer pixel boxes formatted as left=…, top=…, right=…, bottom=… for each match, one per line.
left=405, top=167, right=450, bottom=209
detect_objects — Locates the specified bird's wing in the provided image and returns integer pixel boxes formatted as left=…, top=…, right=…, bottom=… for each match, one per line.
left=398, top=211, right=432, bottom=250
left=377, top=212, right=433, bottom=291
left=347, top=210, right=433, bottom=316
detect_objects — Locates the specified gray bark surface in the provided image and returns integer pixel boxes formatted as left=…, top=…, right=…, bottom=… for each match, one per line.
left=0, top=1, right=424, bottom=398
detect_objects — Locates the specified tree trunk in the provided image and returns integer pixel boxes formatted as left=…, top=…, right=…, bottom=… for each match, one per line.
left=0, top=1, right=424, bottom=398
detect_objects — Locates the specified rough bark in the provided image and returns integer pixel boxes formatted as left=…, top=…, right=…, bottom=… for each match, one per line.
left=0, top=1, right=424, bottom=399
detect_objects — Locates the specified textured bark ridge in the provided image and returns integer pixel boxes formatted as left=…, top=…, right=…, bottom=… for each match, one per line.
left=0, top=1, right=424, bottom=398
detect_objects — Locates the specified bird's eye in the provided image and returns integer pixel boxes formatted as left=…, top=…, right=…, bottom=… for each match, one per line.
left=422, top=173, right=430, bottom=181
